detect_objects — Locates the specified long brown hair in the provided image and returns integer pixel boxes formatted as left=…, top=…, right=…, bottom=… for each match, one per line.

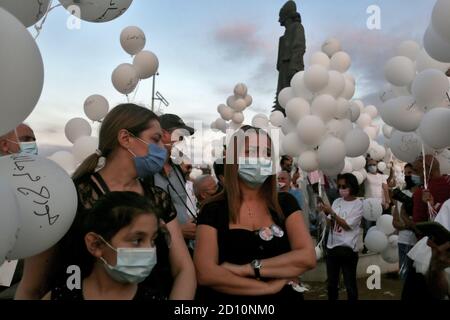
left=204, top=125, right=283, bottom=224
left=72, top=104, right=159, bottom=181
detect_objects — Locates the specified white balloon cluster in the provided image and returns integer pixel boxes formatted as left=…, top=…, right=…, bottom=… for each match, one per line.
left=211, top=83, right=253, bottom=133
left=423, top=0, right=450, bottom=64
left=379, top=36, right=450, bottom=171
left=269, top=38, right=381, bottom=179
left=112, top=26, right=159, bottom=95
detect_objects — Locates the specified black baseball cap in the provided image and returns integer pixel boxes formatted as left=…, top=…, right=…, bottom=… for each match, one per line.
left=159, top=114, right=195, bottom=135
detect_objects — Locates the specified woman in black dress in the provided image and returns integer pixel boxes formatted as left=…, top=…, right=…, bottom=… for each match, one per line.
left=194, top=125, right=316, bottom=303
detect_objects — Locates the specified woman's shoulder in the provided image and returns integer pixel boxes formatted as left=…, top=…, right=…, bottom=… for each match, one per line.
left=197, top=197, right=228, bottom=228
left=141, top=179, right=177, bottom=223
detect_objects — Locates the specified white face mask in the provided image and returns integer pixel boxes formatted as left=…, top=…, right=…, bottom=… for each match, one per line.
left=99, top=236, right=157, bottom=284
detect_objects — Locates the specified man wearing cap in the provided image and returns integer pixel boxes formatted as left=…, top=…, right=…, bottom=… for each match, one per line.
left=154, top=114, right=198, bottom=248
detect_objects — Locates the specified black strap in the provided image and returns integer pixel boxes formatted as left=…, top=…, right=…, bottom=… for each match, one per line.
left=92, top=172, right=110, bottom=194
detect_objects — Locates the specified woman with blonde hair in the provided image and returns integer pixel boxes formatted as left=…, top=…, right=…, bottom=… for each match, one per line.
left=16, top=104, right=196, bottom=300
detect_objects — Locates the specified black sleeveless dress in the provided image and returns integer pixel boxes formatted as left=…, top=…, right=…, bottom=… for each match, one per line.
left=196, top=192, right=305, bottom=303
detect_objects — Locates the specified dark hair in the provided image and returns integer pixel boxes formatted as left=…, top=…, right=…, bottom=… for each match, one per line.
left=404, top=163, right=413, bottom=170
left=280, top=155, right=292, bottom=166
left=213, top=158, right=225, bottom=178
left=337, top=173, right=359, bottom=196
left=78, top=192, right=169, bottom=277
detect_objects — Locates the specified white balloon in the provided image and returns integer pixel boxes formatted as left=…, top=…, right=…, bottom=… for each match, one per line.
left=340, top=119, right=354, bottom=138
left=376, top=215, right=395, bottom=235
left=0, top=0, right=50, bottom=27
left=226, top=95, right=236, bottom=108
left=0, top=180, right=20, bottom=265
left=342, top=158, right=353, bottom=174
left=382, top=124, right=393, bottom=139
left=297, top=115, right=326, bottom=146
left=286, top=97, right=310, bottom=122
left=344, top=73, right=355, bottom=86
left=217, top=104, right=227, bottom=114
left=120, top=26, right=145, bottom=55
left=72, top=136, right=99, bottom=164
left=377, top=162, right=387, bottom=172
left=0, top=155, right=77, bottom=259
left=369, top=143, right=386, bottom=161
left=384, top=56, right=416, bottom=87
left=341, top=79, right=355, bottom=100
left=252, top=114, right=269, bottom=129
left=424, top=25, right=450, bottom=63
left=311, top=94, right=337, bottom=122
left=364, top=105, right=378, bottom=119
left=431, top=0, right=450, bottom=43
left=65, top=118, right=92, bottom=144
left=318, top=136, right=346, bottom=169
left=396, top=40, right=421, bottom=61
left=111, top=63, right=139, bottom=95
left=270, top=111, right=285, bottom=127
left=234, top=83, right=248, bottom=98
left=349, top=103, right=361, bottom=122
left=322, top=38, right=341, bottom=57
left=344, top=129, right=370, bottom=157
left=326, top=119, right=345, bottom=140
left=437, top=149, right=450, bottom=174
left=388, top=234, right=399, bottom=247
left=282, top=132, right=306, bottom=157
left=390, top=131, right=422, bottom=163
left=298, top=150, right=319, bottom=172
left=364, top=229, right=388, bottom=253
left=0, top=8, right=44, bottom=136
left=281, top=117, right=296, bottom=135
left=219, top=105, right=234, bottom=121
left=350, top=156, right=366, bottom=171
left=304, top=65, right=329, bottom=93
left=84, top=94, right=109, bottom=122
left=59, top=0, right=133, bottom=23
left=379, top=96, right=423, bottom=132
left=381, top=245, right=399, bottom=263
left=419, top=107, right=450, bottom=150
left=412, top=69, right=450, bottom=106
left=47, top=151, right=76, bottom=175
left=320, top=70, right=345, bottom=98
left=416, top=48, right=450, bottom=73
left=244, top=94, right=253, bottom=107
left=330, top=51, right=351, bottom=73
left=278, top=87, right=295, bottom=108
left=352, top=171, right=364, bottom=185
left=232, top=98, right=247, bottom=112
left=335, top=98, right=351, bottom=119
left=232, top=112, right=244, bottom=124
left=356, top=113, right=372, bottom=128
left=291, top=71, right=314, bottom=100
left=364, top=126, right=378, bottom=140
left=322, top=160, right=345, bottom=177
left=133, top=51, right=159, bottom=79
left=310, top=51, right=331, bottom=69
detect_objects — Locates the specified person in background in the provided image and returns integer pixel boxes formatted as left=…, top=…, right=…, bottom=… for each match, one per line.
left=278, top=171, right=303, bottom=209
left=392, top=163, right=419, bottom=280
left=43, top=192, right=168, bottom=300
left=16, top=104, right=196, bottom=300
left=180, top=161, right=193, bottom=181
left=154, top=114, right=198, bottom=244
left=412, top=155, right=450, bottom=223
left=194, top=125, right=315, bottom=303
left=0, top=123, right=38, bottom=155
left=193, top=175, right=218, bottom=207
left=213, top=158, right=225, bottom=193
left=318, top=173, right=363, bottom=301
left=280, top=155, right=293, bottom=174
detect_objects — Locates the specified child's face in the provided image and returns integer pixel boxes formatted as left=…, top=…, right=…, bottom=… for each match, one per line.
left=101, top=214, right=159, bottom=266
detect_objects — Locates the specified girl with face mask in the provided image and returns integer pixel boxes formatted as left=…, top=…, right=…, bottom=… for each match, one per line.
left=16, top=104, right=196, bottom=300
left=318, top=173, right=363, bottom=301
left=43, top=192, right=168, bottom=300
left=194, top=126, right=316, bottom=303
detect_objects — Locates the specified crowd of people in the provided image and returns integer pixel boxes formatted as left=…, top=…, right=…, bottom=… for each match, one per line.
left=0, top=103, right=449, bottom=301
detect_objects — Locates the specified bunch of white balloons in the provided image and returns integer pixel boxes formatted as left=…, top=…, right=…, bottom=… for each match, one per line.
left=378, top=35, right=450, bottom=172
left=423, top=0, right=450, bottom=64
left=211, top=83, right=253, bottom=133
left=270, top=38, right=385, bottom=181
left=112, top=26, right=159, bottom=96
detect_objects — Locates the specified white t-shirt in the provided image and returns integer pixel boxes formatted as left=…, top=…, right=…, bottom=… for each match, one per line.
left=397, top=190, right=417, bottom=246
left=327, top=198, right=364, bottom=252
left=364, top=173, right=387, bottom=201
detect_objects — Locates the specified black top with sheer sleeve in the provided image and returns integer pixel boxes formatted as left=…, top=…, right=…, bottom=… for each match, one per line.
left=195, top=192, right=305, bottom=303
left=48, top=173, right=176, bottom=298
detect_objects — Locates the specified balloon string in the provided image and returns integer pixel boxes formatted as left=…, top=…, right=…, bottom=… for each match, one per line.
left=126, top=94, right=130, bottom=103
left=422, top=144, right=428, bottom=190
left=34, top=1, right=62, bottom=39
left=318, top=172, right=323, bottom=198
left=132, top=80, right=141, bottom=102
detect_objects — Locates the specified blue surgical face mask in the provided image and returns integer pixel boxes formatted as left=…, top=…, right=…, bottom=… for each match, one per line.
left=99, top=236, right=157, bottom=284
left=367, top=165, right=377, bottom=174
left=128, top=135, right=167, bottom=178
left=238, top=157, right=273, bottom=189
left=411, top=174, right=421, bottom=185
left=6, top=139, right=38, bottom=155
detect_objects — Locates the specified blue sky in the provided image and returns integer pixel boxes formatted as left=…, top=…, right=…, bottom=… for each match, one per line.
left=24, top=0, right=436, bottom=153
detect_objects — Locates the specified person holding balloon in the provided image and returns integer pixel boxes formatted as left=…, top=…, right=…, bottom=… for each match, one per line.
left=16, top=104, right=196, bottom=300
left=194, top=125, right=315, bottom=303
left=42, top=192, right=167, bottom=300
left=318, top=173, right=363, bottom=301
